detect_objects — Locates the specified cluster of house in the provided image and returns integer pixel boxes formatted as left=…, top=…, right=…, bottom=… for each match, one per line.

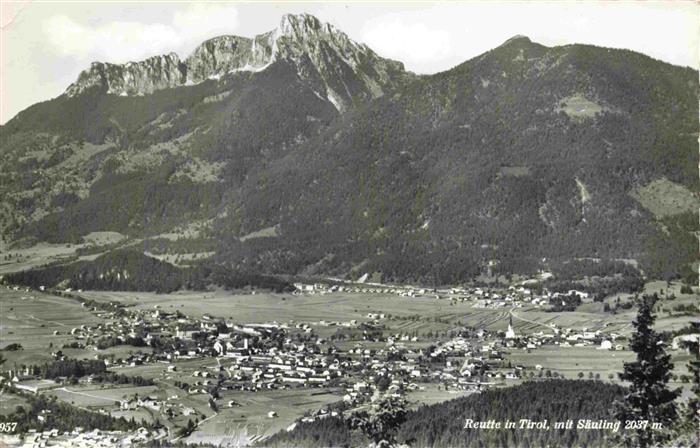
left=293, top=281, right=492, bottom=299
left=217, top=348, right=344, bottom=390
left=492, top=316, right=624, bottom=351
left=9, top=287, right=623, bottom=404
left=6, top=427, right=167, bottom=448
left=105, top=304, right=507, bottom=397
left=1, top=278, right=645, bottom=448
left=117, top=393, right=200, bottom=421
left=471, top=286, right=591, bottom=309
left=293, top=282, right=413, bottom=296
left=59, top=306, right=278, bottom=365
left=292, top=281, right=591, bottom=311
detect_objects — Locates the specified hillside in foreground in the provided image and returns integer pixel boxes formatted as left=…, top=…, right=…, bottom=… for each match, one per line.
left=264, top=380, right=628, bottom=447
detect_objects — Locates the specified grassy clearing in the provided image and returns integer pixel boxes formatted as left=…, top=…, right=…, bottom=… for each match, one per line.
left=186, top=389, right=342, bottom=446
left=631, top=177, right=699, bottom=218
left=507, top=346, right=633, bottom=379
left=0, top=392, right=29, bottom=416
left=505, top=346, right=697, bottom=403
left=557, top=95, right=604, bottom=119
left=82, top=232, right=128, bottom=246
left=0, top=243, right=81, bottom=274
left=497, top=166, right=531, bottom=178
left=239, top=225, right=280, bottom=242
left=150, top=219, right=212, bottom=242
left=0, top=289, right=101, bottom=365
left=0, top=231, right=129, bottom=275
left=144, top=251, right=215, bottom=267
left=406, top=384, right=475, bottom=407
left=48, top=385, right=160, bottom=408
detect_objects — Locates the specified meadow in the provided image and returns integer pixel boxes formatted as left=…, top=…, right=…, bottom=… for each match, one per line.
left=0, top=288, right=101, bottom=366
left=185, top=389, right=343, bottom=446
left=0, top=232, right=126, bottom=275
left=76, top=288, right=658, bottom=337
left=48, top=384, right=160, bottom=408
left=0, top=392, right=27, bottom=416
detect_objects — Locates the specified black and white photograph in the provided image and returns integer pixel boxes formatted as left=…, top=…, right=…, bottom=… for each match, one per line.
left=0, top=1, right=698, bottom=447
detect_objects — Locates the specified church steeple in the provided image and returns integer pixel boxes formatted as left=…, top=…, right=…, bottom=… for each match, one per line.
left=506, top=316, right=516, bottom=339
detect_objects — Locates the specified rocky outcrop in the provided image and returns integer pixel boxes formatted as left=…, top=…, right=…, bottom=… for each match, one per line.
left=64, top=13, right=409, bottom=109
left=65, top=53, right=186, bottom=96
left=184, top=33, right=276, bottom=83
left=273, top=14, right=407, bottom=110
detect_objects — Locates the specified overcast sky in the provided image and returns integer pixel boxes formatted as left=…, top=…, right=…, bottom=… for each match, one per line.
left=1, top=1, right=697, bottom=124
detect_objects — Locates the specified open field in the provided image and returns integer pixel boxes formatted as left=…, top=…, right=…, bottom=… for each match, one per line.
left=0, top=392, right=28, bottom=416
left=0, top=242, right=82, bottom=274
left=510, top=306, right=634, bottom=333
left=506, top=345, right=634, bottom=380
left=76, top=289, right=557, bottom=331
left=81, top=232, right=128, bottom=246
left=505, top=345, right=694, bottom=387
left=406, top=383, right=476, bottom=407
left=78, top=289, right=466, bottom=323
left=186, top=389, right=343, bottom=446
left=0, top=231, right=202, bottom=275
left=77, top=287, right=694, bottom=338
left=558, top=94, right=605, bottom=118
left=62, top=345, right=140, bottom=362
left=0, top=231, right=127, bottom=275
left=49, top=385, right=160, bottom=408
left=110, top=357, right=221, bottom=380
left=0, top=288, right=102, bottom=365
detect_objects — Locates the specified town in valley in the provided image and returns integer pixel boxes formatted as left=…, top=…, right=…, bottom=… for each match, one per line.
left=0, top=272, right=696, bottom=446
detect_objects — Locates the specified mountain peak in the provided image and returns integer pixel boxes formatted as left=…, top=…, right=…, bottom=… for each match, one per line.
left=279, top=13, right=332, bottom=36
left=501, top=35, right=533, bottom=46
left=63, top=12, right=408, bottom=110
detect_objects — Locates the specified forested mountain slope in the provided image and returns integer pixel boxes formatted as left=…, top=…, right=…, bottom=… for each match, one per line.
left=1, top=15, right=697, bottom=284
left=212, top=36, right=698, bottom=283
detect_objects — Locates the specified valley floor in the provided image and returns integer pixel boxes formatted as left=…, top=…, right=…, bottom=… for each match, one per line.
left=0, top=280, right=696, bottom=447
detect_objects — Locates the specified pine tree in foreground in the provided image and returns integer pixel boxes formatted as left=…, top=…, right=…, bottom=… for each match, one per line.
left=615, top=294, right=679, bottom=447
left=350, top=393, right=408, bottom=447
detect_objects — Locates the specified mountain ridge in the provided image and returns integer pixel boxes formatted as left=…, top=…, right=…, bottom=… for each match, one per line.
left=1, top=13, right=697, bottom=286
left=64, top=13, right=410, bottom=111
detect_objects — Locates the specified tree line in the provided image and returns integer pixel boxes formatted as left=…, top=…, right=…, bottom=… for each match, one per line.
left=4, top=249, right=294, bottom=293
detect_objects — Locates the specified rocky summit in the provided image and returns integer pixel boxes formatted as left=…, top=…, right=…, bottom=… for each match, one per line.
left=64, top=13, right=408, bottom=111
left=1, top=13, right=697, bottom=285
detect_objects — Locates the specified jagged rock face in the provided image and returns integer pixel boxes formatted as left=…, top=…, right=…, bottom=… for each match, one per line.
left=65, top=53, right=186, bottom=96
left=184, top=33, right=276, bottom=83
left=274, top=14, right=406, bottom=111
left=64, top=13, right=408, bottom=110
